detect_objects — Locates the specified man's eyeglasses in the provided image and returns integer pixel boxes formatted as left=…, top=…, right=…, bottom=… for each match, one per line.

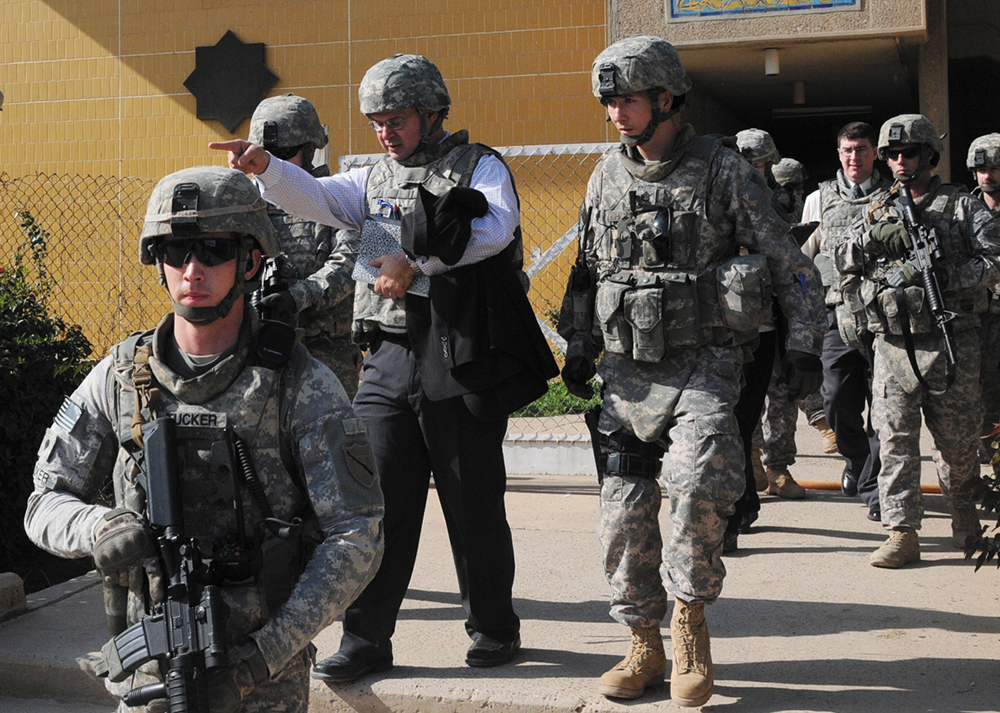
left=154, top=238, right=240, bottom=268
left=838, top=146, right=872, bottom=156
left=883, top=146, right=922, bottom=161
left=369, top=115, right=411, bottom=133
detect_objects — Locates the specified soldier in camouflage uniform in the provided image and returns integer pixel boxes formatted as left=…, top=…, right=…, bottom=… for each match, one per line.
left=801, top=121, right=889, bottom=519
left=558, top=36, right=824, bottom=706
left=836, top=115, right=1000, bottom=568
left=735, top=129, right=822, bottom=500
left=248, top=94, right=363, bottom=399
left=23, top=166, right=384, bottom=713
left=772, top=157, right=807, bottom=222
left=967, top=134, right=1000, bottom=470
left=215, top=53, right=556, bottom=680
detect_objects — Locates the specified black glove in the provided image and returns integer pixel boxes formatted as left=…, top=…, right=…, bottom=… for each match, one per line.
left=562, top=354, right=597, bottom=400
left=206, top=641, right=269, bottom=713
left=436, top=186, right=489, bottom=221
left=92, top=509, right=149, bottom=588
left=867, top=222, right=911, bottom=260
left=259, top=290, right=298, bottom=324
left=781, top=350, right=823, bottom=402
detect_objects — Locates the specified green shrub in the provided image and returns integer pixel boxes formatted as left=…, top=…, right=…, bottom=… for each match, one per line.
left=0, top=212, right=92, bottom=573
left=513, top=379, right=601, bottom=417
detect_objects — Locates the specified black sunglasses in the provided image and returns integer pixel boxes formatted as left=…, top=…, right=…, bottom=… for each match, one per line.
left=155, top=238, right=240, bottom=268
left=883, top=146, right=922, bottom=161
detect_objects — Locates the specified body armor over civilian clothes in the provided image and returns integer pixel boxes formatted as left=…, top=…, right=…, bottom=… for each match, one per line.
left=24, top=313, right=384, bottom=712
left=267, top=199, right=362, bottom=399
left=809, top=168, right=890, bottom=511
left=559, top=125, right=825, bottom=621
left=836, top=177, right=1000, bottom=530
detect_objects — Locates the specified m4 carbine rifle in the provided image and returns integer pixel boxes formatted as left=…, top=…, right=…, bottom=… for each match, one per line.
left=887, top=184, right=958, bottom=369
left=100, top=416, right=229, bottom=713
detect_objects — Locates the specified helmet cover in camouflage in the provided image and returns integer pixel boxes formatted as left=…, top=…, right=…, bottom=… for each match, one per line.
left=591, top=35, right=692, bottom=99
left=772, top=158, right=807, bottom=187
left=877, top=114, right=944, bottom=158
left=248, top=94, right=328, bottom=151
left=967, top=133, right=1000, bottom=170
left=358, top=54, right=451, bottom=115
left=140, top=166, right=279, bottom=264
left=736, top=128, right=781, bottom=166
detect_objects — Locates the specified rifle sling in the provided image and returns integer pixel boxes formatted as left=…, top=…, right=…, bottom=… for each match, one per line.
left=896, top=286, right=955, bottom=395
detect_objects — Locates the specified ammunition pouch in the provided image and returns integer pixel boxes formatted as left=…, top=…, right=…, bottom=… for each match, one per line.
left=594, top=254, right=770, bottom=362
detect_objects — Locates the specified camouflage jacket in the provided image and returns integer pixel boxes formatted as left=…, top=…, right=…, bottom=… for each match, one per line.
left=836, top=176, right=1000, bottom=336
left=268, top=203, right=358, bottom=340
left=559, top=124, right=825, bottom=364
left=25, top=311, right=384, bottom=680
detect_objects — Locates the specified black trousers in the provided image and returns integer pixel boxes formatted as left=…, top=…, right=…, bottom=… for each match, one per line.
left=821, top=309, right=881, bottom=511
left=728, top=330, right=777, bottom=534
left=344, top=334, right=520, bottom=655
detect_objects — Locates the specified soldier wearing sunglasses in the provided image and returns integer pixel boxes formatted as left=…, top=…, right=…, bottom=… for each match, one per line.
left=24, top=166, right=384, bottom=713
left=835, top=114, right=1000, bottom=568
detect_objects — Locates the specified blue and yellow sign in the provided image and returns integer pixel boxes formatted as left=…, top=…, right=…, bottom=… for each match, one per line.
left=670, top=0, right=858, bottom=19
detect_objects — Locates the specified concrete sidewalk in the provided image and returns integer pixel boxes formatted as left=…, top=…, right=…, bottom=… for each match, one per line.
left=2, top=415, right=998, bottom=712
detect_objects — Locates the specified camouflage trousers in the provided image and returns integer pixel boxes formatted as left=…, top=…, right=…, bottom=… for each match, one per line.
left=759, top=353, right=824, bottom=468
left=303, top=333, right=363, bottom=401
left=114, top=647, right=312, bottom=713
left=598, top=355, right=745, bottom=626
left=872, top=329, right=983, bottom=530
left=978, top=310, right=1000, bottom=443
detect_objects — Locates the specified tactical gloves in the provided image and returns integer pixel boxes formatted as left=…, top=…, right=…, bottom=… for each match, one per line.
left=258, top=290, right=298, bottom=325
left=867, top=222, right=911, bottom=260
left=781, top=350, right=823, bottom=402
left=92, top=508, right=149, bottom=588
left=206, top=640, right=270, bottom=713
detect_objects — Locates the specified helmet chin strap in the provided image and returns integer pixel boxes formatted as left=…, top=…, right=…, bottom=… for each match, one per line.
left=620, top=92, right=683, bottom=148
left=412, top=108, right=448, bottom=155
left=159, top=239, right=259, bottom=326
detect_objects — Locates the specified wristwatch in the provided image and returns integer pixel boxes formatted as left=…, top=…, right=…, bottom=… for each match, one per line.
left=405, top=256, right=423, bottom=276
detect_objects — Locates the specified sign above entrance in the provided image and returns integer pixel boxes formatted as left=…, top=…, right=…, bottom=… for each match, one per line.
left=669, top=0, right=858, bottom=21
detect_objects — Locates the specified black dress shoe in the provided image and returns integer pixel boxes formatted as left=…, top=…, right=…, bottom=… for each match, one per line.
left=466, top=633, right=521, bottom=667
left=312, top=646, right=393, bottom=683
left=841, top=469, right=859, bottom=497
left=738, top=510, right=758, bottom=534
left=722, top=531, right=739, bottom=554
left=867, top=507, right=881, bottom=522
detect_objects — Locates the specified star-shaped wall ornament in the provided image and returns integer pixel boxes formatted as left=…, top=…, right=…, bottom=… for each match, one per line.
left=184, top=30, right=279, bottom=134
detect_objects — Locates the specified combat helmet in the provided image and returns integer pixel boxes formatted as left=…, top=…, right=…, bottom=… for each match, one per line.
left=736, top=129, right=781, bottom=167
left=772, top=158, right=807, bottom=188
left=877, top=114, right=944, bottom=167
left=141, top=166, right=279, bottom=324
left=591, top=35, right=692, bottom=147
left=249, top=94, right=328, bottom=156
left=967, top=133, right=1000, bottom=170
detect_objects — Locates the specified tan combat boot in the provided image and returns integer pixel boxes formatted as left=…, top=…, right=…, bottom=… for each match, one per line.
left=950, top=505, right=982, bottom=549
left=670, top=599, right=713, bottom=708
left=870, top=527, right=920, bottom=568
left=751, top=448, right=767, bottom=491
left=812, top=416, right=838, bottom=454
left=599, top=624, right=667, bottom=699
left=765, top=467, right=807, bottom=499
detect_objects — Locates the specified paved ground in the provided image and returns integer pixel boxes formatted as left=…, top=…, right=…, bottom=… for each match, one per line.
left=2, top=413, right=998, bottom=712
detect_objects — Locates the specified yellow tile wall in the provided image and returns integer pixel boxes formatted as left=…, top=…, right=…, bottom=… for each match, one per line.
left=0, top=0, right=610, bottom=353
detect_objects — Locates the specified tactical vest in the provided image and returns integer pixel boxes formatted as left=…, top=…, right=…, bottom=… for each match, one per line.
left=108, top=325, right=315, bottom=642
left=860, top=183, right=987, bottom=336
left=354, top=131, right=522, bottom=334
left=814, top=176, right=886, bottom=306
left=267, top=205, right=351, bottom=338
left=588, top=138, right=771, bottom=361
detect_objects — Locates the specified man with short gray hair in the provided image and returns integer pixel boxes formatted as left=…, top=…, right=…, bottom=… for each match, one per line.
left=215, top=53, right=557, bottom=680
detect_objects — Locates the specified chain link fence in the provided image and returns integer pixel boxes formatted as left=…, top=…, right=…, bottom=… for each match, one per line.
left=1, top=144, right=611, bottom=429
